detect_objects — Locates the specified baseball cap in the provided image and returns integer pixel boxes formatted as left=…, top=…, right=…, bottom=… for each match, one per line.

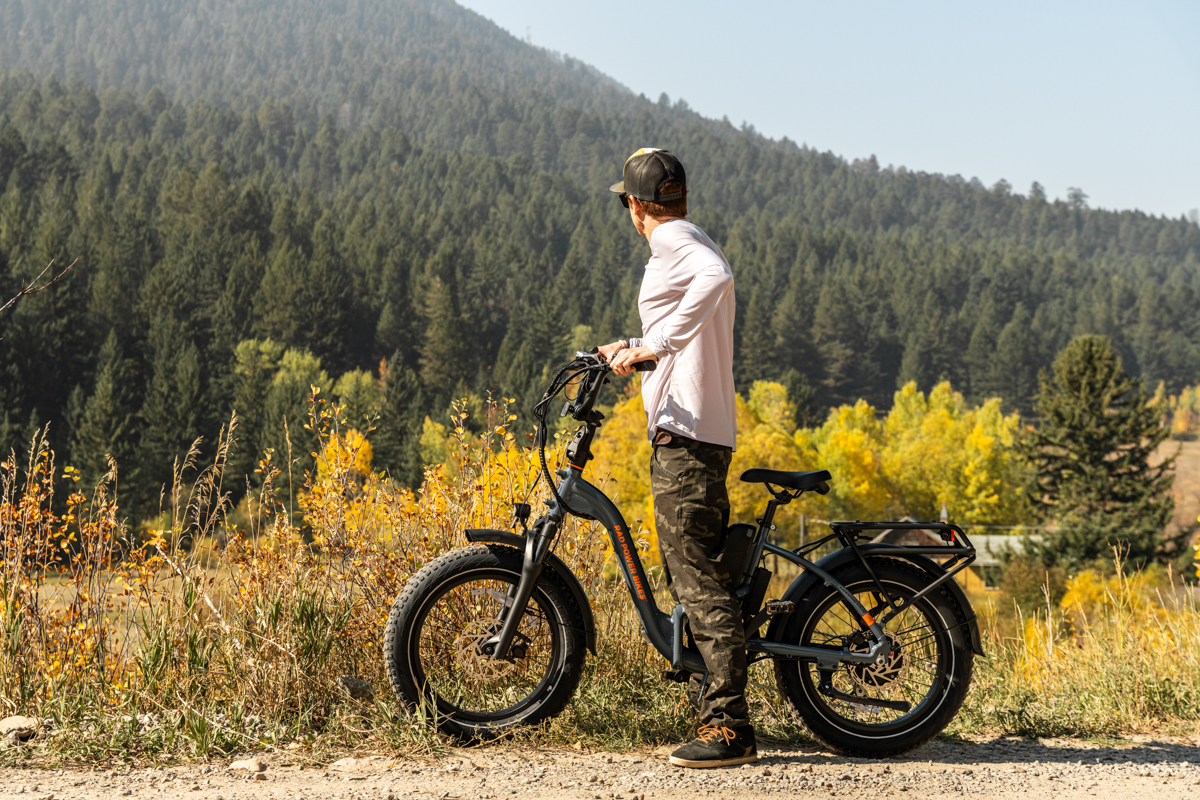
left=609, top=148, right=687, bottom=204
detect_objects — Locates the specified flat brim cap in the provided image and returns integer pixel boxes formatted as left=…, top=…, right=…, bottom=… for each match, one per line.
left=610, top=148, right=686, bottom=202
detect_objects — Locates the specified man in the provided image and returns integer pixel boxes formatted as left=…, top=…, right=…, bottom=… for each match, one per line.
left=599, top=148, right=754, bottom=769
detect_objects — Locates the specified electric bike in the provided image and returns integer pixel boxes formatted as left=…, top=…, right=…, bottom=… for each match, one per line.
left=383, top=353, right=982, bottom=756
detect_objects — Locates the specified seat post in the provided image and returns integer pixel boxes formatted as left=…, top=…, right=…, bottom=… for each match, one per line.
left=751, top=494, right=789, bottom=570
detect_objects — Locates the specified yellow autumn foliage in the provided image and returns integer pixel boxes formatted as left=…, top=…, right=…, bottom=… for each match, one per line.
left=591, top=380, right=828, bottom=562
left=1011, top=563, right=1189, bottom=692
left=590, top=379, right=1030, bottom=554
left=879, top=382, right=1028, bottom=524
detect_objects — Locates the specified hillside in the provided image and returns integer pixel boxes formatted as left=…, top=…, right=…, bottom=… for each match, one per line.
left=0, top=0, right=1198, bottom=515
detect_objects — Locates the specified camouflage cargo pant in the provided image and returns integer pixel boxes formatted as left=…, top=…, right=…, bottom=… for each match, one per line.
left=650, top=436, right=750, bottom=729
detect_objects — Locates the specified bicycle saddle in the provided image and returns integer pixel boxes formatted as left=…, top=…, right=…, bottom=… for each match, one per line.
left=739, top=468, right=832, bottom=493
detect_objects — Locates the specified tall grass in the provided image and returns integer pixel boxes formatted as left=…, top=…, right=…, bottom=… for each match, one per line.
left=2, top=394, right=1199, bottom=764
left=958, top=562, right=1200, bottom=738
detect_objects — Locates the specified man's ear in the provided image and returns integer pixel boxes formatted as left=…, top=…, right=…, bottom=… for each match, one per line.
left=628, top=195, right=643, bottom=216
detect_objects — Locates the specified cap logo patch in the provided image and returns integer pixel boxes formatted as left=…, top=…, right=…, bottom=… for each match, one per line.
left=625, top=147, right=663, bottom=165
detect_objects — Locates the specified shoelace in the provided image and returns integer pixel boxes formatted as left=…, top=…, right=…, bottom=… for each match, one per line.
left=695, top=724, right=737, bottom=746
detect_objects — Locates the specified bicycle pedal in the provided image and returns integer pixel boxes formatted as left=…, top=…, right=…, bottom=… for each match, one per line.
left=765, top=600, right=795, bottom=616
left=660, top=669, right=690, bottom=683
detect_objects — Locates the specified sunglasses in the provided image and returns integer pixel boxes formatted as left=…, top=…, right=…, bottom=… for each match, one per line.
left=618, top=192, right=630, bottom=209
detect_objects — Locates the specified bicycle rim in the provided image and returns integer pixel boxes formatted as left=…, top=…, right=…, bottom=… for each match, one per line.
left=800, top=577, right=951, bottom=733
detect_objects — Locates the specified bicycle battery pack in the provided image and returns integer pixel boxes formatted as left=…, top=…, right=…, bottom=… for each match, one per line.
left=719, top=522, right=758, bottom=582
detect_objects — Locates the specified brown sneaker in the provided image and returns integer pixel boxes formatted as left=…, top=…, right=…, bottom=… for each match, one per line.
left=668, top=724, right=758, bottom=768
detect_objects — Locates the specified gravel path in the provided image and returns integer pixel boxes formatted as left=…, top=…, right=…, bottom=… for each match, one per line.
left=2, top=735, right=1199, bottom=799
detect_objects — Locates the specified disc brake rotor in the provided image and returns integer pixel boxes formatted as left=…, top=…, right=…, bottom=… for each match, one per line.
left=454, top=622, right=518, bottom=682
left=451, top=587, right=541, bottom=682
left=848, top=636, right=906, bottom=691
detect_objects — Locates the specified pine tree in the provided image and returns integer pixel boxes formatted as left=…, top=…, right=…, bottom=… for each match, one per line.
left=69, top=330, right=139, bottom=492
left=964, top=296, right=1001, bottom=402
left=1023, top=335, right=1176, bottom=568
left=372, top=355, right=425, bottom=489
left=735, top=287, right=776, bottom=390
left=139, top=319, right=204, bottom=515
left=333, top=368, right=384, bottom=431
left=418, top=277, right=474, bottom=412
left=986, top=303, right=1040, bottom=415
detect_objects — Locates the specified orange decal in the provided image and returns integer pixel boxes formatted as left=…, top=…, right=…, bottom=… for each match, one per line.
left=613, top=525, right=646, bottom=600
left=862, top=613, right=875, bottom=626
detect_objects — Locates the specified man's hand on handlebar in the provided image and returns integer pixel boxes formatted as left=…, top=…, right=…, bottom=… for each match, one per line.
left=608, top=345, right=659, bottom=376
left=596, top=341, right=626, bottom=363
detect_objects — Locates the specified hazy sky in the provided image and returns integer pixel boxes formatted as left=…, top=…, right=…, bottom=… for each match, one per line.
left=456, top=0, right=1200, bottom=219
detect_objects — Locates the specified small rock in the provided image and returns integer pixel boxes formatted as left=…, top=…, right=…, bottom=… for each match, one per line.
left=383, top=790, right=398, bottom=800
left=331, top=757, right=371, bottom=771
left=252, top=772, right=268, bottom=781
left=230, top=757, right=267, bottom=773
left=335, top=675, right=375, bottom=700
left=762, top=767, right=772, bottom=777
left=0, top=716, right=40, bottom=741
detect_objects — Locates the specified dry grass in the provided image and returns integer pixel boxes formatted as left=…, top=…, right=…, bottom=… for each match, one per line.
left=2, top=396, right=1199, bottom=766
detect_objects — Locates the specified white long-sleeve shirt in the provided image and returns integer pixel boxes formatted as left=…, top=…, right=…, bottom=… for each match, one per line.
left=628, top=219, right=737, bottom=449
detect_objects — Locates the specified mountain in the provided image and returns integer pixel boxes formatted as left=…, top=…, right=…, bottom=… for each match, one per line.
left=0, top=0, right=1197, bottom=515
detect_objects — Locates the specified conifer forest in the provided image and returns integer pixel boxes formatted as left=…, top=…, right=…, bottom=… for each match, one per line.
left=1, top=0, right=1198, bottom=522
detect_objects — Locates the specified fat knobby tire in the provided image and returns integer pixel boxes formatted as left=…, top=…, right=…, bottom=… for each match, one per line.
left=774, top=558, right=974, bottom=757
left=382, top=544, right=587, bottom=739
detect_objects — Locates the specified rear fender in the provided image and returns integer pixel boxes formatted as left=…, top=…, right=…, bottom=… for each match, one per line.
left=465, top=528, right=597, bottom=654
left=765, top=543, right=983, bottom=655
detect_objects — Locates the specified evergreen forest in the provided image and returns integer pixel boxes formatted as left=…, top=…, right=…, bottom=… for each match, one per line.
left=1, top=0, right=1198, bottom=520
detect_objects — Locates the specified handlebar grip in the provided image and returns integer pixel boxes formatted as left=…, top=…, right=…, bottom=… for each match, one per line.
left=633, top=360, right=657, bottom=372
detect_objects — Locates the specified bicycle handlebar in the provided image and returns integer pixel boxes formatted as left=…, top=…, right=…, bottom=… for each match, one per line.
left=573, top=349, right=656, bottom=372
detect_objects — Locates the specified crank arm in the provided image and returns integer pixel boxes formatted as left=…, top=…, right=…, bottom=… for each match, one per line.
left=818, top=670, right=911, bottom=713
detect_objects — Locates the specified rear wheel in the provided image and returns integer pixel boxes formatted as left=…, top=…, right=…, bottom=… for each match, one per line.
left=773, top=559, right=973, bottom=757
left=383, top=544, right=587, bottom=739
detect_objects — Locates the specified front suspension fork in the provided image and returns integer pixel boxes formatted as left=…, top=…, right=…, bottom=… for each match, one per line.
left=479, top=516, right=558, bottom=659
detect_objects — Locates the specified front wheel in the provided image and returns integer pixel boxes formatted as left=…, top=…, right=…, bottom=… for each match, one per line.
left=773, top=558, right=974, bottom=757
left=383, top=544, right=588, bottom=739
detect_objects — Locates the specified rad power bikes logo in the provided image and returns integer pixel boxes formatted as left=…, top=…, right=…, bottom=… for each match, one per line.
left=612, top=524, right=647, bottom=600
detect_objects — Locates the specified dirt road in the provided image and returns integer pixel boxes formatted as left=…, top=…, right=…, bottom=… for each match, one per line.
left=3, top=735, right=1199, bottom=800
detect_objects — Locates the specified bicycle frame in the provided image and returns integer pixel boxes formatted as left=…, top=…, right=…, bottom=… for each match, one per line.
left=481, top=458, right=978, bottom=677
left=479, top=356, right=978, bottom=682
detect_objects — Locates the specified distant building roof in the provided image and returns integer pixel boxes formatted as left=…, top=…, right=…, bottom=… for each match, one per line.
left=968, top=534, right=1042, bottom=568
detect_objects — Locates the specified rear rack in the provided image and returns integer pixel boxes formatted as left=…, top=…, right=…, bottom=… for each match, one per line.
left=817, top=520, right=977, bottom=616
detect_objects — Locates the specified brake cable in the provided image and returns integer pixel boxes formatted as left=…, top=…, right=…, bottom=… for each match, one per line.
left=531, top=361, right=600, bottom=519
